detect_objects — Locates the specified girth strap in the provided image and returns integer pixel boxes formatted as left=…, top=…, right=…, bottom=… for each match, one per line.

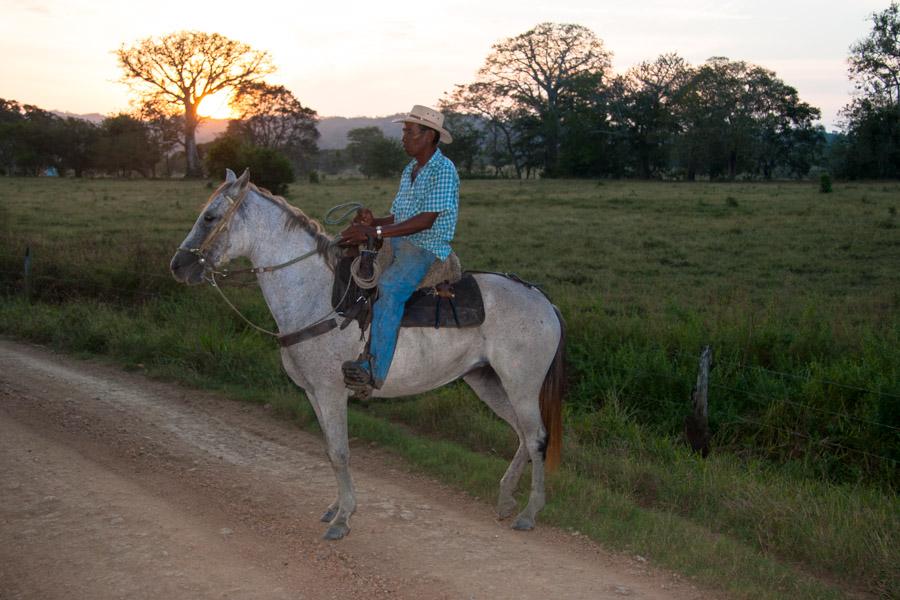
left=278, top=318, right=339, bottom=347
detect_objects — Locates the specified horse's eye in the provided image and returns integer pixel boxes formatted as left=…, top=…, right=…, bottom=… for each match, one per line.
left=203, top=213, right=216, bottom=223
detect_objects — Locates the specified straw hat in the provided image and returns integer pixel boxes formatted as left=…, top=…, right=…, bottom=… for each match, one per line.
left=392, top=105, right=453, bottom=144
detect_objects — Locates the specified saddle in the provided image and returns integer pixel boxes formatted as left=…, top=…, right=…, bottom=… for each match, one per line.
left=331, top=244, right=485, bottom=332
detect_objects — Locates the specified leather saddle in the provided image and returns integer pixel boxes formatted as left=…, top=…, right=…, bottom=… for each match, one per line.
left=331, top=245, right=485, bottom=332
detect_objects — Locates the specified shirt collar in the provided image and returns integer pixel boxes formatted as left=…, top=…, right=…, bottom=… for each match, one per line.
left=405, top=147, right=443, bottom=177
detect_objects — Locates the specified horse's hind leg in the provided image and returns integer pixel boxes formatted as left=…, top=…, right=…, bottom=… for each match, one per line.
left=463, top=367, right=529, bottom=519
left=511, top=400, right=547, bottom=530
left=493, top=373, right=548, bottom=531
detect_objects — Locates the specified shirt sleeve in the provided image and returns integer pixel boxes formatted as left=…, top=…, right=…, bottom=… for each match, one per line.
left=420, top=161, right=459, bottom=215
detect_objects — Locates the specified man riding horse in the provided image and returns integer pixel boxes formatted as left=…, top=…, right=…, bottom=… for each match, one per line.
left=338, top=105, right=459, bottom=395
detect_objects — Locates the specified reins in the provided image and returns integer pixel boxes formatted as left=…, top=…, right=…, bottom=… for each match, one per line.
left=205, top=269, right=347, bottom=343
left=180, top=187, right=352, bottom=344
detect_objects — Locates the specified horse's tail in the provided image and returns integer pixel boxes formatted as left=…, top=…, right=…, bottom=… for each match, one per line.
left=540, top=305, right=567, bottom=473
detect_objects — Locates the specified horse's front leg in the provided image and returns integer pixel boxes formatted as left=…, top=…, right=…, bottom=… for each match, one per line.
left=310, top=388, right=357, bottom=540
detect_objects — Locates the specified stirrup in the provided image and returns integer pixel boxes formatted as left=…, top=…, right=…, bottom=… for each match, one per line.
left=342, top=359, right=382, bottom=389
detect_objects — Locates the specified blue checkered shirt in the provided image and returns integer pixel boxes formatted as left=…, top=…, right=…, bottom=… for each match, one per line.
left=390, top=148, right=459, bottom=261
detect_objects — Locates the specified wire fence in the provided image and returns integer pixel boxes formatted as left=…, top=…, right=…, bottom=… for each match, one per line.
left=2, top=245, right=898, bottom=468
left=596, top=360, right=900, bottom=466
left=728, top=416, right=898, bottom=466
left=709, top=379, right=900, bottom=433
left=666, top=345, right=900, bottom=402
left=591, top=351, right=899, bottom=432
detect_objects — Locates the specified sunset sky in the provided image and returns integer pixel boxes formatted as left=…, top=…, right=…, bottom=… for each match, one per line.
left=0, top=0, right=889, bottom=129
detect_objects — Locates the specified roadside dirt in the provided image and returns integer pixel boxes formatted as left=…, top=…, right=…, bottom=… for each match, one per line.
left=0, top=338, right=712, bottom=600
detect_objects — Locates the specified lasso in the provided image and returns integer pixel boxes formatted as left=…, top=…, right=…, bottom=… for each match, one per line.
left=325, top=202, right=384, bottom=289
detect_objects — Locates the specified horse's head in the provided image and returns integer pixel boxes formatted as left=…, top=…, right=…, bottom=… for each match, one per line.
left=170, top=168, right=253, bottom=285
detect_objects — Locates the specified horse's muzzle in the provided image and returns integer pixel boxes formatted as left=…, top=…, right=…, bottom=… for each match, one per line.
left=169, top=249, right=205, bottom=285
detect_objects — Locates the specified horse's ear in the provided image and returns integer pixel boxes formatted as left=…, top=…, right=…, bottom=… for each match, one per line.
left=225, top=168, right=237, bottom=184
left=237, top=168, right=250, bottom=188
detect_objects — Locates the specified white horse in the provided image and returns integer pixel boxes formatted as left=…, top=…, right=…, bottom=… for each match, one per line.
left=170, top=169, right=566, bottom=540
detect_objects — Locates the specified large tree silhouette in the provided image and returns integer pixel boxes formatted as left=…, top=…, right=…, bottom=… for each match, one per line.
left=453, top=23, right=611, bottom=176
left=227, top=82, right=319, bottom=174
left=117, top=31, right=274, bottom=177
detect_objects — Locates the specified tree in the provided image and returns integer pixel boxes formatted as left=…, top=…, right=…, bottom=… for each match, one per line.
left=837, top=3, right=900, bottom=177
left=674, top=58, right=821, bottom=180
left=0, top=99, right=24, bottom=174
left=58, top=117, right=99, bottom=177
left=455, top=23, right=612, bottom=176
left=556, top=75, right=629, bottom=177
left=117, top=31, right=274, bottom=178
left=346, top=127, right=407, bottom=178
left=444, top=82, right=524, bottom=177
left=15, top=104, right=65, bottom=176
left=204, top=134, right=294, bottom=194
left=229, top=82, right=319, bottom=174
left=93, top=114, right=158, bottom=177
left=136, top=99, right=184, bottom=177
left=0, top=99, right=96, bottom=176
left=619, top=53, right=692, bottom=178
left=849, top=2, right=900, bottom=106
left=204, top=134, right=245, bottom=181
left=838, top=97, right=900, bottom=178
left=437, top=112, right=483, bottom=175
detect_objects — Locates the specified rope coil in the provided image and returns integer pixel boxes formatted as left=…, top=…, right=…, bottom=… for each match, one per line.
left=349, top=253, right=382, bottom=289
left=321, top=202, right=384, bottom=289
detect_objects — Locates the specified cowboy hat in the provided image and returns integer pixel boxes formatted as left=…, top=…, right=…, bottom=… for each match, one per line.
left=392, top=105, right=453, bottom=144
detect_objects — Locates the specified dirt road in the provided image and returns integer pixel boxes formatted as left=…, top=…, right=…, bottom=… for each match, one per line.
left=0, top=339, right=709, bottom=600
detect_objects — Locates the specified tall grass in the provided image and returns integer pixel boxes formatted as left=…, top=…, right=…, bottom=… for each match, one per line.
left=1, top=176, right=898, bottom=595
left=2, top=177, right=896, bottom=486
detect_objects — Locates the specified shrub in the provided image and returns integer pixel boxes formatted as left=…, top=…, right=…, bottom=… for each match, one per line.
left=819, top=173, right=832, bottom=193
left=204, top=136, right=294, bottom=194
left=241, top=147, right=294, bottom=195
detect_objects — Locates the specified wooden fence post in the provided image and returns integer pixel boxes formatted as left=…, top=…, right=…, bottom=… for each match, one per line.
left=23, top=246, right=32, bottom=302
left=684, top=345, right=712, bottom=457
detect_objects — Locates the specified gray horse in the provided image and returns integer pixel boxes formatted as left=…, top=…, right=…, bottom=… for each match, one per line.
left=170, top=169, right=566, bottom=540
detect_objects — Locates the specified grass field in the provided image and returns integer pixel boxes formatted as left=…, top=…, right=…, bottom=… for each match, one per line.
left=1, top=176, right=898, bottom=598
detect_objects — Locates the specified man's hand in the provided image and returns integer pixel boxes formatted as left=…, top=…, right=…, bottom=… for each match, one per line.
left=352, top=208, right=374, bottom=226
left=339, top=223, right=375, bottom=246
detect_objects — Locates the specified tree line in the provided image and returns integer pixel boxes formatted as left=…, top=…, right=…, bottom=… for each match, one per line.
left=0, top=101, right=171, bottom=178
left=2, top=5, right=898, bottom=182
left=832, top=2, right=900, bottom=178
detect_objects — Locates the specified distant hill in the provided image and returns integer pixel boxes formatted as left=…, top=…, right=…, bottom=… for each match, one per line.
left=54, top=111, right=405, bottom=150
left=194, top=115, right=405, bottom=148
left=51, top=110, right=105, bottom=124
left=195, top=115, right=405, bottom=147
left=316, top=115, right=404, bottom=149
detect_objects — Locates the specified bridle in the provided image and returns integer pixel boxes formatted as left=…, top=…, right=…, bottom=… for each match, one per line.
left=176, top=184, right=343, bottom=344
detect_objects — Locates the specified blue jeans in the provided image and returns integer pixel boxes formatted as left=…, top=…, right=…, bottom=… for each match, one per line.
left=369, top=238, right=436, bottom=384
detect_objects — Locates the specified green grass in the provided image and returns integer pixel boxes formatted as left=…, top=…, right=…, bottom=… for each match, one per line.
left=1, top=176, right=898, bottom=598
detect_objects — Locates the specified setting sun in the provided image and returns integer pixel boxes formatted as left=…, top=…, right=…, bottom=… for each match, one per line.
left=197, top=90, right=237, bottom=119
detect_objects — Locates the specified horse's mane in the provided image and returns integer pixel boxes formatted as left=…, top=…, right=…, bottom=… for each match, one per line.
left=208, top=181, right=340, bottom=268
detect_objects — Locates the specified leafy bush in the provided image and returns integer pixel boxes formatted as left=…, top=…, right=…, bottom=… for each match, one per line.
left=819, top=172, right=832, bottom=193
left=241, top=147, right=294, bottom=195
left=204, top=136, right=294, bottom=194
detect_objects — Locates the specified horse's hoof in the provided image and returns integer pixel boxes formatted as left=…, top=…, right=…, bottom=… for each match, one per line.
left=323, top=524, right=350, bottom=540
left=512, top=516, right=534, bottom=531
left=320, top=507, right=337, bottom=523
left=497, top=498, right=517, bottom=520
